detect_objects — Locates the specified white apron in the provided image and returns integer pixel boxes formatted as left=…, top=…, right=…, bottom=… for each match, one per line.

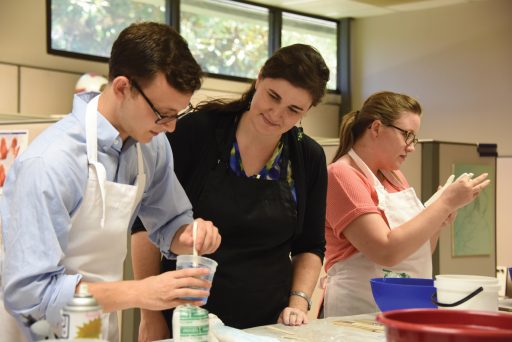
left=63, top=95, right=146, bottom=341
left=324, top=148, right=432, bottom=317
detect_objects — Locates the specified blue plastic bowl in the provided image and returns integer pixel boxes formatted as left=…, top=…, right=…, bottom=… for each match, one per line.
left=370, top=277, right=437, bottom=312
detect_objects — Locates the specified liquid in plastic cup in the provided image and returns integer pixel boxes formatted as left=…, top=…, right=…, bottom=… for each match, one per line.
left=176, top=254, right=217, bottom=302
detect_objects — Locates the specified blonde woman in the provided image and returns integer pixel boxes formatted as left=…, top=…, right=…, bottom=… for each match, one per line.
left=323, top=91, right=490, bottom=317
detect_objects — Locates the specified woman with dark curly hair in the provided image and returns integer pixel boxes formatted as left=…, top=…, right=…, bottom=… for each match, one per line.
left=132, top=43, right=330, bottom=340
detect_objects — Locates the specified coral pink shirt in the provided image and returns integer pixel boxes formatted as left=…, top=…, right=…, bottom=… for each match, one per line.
left=325, top=159, right=409, bottom=272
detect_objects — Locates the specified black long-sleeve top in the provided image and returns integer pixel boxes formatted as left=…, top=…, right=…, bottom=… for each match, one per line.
left=132, top=109, right=326, bottom=258
left=167, top=109, right=326, bottom=259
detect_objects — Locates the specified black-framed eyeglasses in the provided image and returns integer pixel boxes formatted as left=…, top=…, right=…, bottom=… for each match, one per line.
left=387, top=124, right=418, bottom=146
left=131, top=80, right=194, bottom=125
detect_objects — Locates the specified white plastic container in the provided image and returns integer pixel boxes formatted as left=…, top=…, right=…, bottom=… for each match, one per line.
left=434, top=274, right=500, bottom=311
left=172, top=304, right=209, bottom=342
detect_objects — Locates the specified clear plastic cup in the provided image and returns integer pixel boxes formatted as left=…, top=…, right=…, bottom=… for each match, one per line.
left=176, top=255, right=217, bottom=302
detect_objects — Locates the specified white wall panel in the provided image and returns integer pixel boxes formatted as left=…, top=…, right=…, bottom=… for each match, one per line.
left=0, top=64, right=18, bottom=113
left=20, top=67, right=80, bottom=115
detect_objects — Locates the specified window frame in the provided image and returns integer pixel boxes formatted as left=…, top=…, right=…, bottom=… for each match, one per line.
left=178, top=0, right=271, bottom=82
left=46, top=0, right=109, bottom=63
left=46, top=0, right=347, bottom=93
left=280, top=9, right=340, bottom=91
left=46, top=0, right=168, bottom=63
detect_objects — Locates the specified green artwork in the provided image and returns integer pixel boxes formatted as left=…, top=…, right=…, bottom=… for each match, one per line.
left=452, top=164, right=494, bottom=257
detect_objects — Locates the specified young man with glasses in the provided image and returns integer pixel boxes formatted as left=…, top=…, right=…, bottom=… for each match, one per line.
left=323, top=91, right=489, bottom=317
left=0, top=22, right=221, bottom=341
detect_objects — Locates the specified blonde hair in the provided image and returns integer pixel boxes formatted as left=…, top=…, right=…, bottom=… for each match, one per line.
left=332, top=91, right=422, bottom=163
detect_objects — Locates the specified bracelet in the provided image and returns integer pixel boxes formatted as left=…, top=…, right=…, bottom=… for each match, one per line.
left=290, top=290, right=312, bottom=311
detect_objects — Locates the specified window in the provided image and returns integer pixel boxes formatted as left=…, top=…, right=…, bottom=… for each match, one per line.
left=281, top=12, right=338, bottom=90
left=180, top=0, right=269, bottom=79
left=47, top=0, right=343, bottom=92
left=48, top=0, right=166, bottom=60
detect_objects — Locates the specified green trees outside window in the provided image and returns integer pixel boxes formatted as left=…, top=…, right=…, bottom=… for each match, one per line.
left=48, top=0, right=340, bottom=90
left=181, top=0, right=269, bottom=79
left=282, top=12, right=338, bottom=90
left=50, top=0, right=165, bottom=58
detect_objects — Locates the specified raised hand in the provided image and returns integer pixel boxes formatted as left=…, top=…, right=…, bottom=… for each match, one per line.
left=171, top=218, right=221, bottom=255
left=440, top=173, right=490, bottom=211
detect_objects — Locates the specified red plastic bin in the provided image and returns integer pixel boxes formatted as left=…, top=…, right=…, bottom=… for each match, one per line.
left=377, top=308, right=512, bottom=342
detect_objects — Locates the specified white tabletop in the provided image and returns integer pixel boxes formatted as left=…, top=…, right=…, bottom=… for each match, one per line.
left=245, top=313, right=385, bottom=342
left=157, top=313, right=386, bottom=342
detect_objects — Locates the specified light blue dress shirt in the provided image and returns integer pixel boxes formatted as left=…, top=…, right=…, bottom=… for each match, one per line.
left=0, top=92, right=193, bottom=325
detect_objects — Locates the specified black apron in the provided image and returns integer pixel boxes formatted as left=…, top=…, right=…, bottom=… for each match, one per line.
left=163, top=127, right=298, bottom=330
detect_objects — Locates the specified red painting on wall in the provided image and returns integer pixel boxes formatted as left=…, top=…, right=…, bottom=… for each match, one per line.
left=0, top=130, right=28, bottom=192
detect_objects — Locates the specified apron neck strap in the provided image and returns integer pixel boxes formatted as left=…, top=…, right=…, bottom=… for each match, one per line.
left=215, top=113, right=289, bottom=181
left=215, top=114, right=239, bottom=164
left=135, top=143, right=144, bottom=177
left=278, top=134, right=289, bottom=181
left=84, top=94, right=145, bottom=227
left=379, top=169, right=405, bottom=190
left=347, top=148, right=381, bottom=188
left=85, top=95, right=101, bottom=164
left=85, top=94, right=144, bottom=176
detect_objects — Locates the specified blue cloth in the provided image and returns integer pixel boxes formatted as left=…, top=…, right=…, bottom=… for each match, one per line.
left=0, top=92, right=193, bottom=325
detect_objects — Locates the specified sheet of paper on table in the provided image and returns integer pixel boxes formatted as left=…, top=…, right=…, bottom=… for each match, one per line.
left=155, top=313, right=385, bottom=341
left=245, top=313, right=385, bottom=342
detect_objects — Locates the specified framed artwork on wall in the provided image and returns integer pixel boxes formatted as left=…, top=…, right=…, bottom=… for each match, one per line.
left=0, top=130, right=29, bottom=193
left=451, top=163, right=495, bottom=257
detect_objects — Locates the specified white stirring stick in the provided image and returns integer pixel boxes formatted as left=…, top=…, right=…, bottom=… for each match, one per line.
left=192, top=220, right=198, bottom=266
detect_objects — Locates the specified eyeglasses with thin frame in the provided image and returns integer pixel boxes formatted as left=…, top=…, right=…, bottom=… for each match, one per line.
left=130, top=80, right=194, bottom=125
left=387, top=124, right=418, bottom=146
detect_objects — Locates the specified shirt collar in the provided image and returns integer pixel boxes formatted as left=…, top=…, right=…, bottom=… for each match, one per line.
left=72, top=92, right=124, bottom=153
left=97, top=113, right=123, bottom=153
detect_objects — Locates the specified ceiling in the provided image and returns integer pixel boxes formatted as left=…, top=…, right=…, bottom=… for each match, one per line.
left=248, top=0, right=485, bottom=19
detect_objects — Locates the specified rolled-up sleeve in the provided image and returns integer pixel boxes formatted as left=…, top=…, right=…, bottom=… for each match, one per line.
left=137, top=136, right=193, bottom=259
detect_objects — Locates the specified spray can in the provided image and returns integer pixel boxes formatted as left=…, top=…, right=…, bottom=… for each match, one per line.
left=60, top=283, right=103, bottom=339
left=172, top=304, right=209, bottom=342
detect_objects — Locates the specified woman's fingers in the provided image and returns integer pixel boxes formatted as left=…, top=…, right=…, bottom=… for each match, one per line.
left=469, top=173, right=490, bottom=195
left=470, top=173, right=488, bottom=186
left=280, top=307, right=308, bottom=326
left=473, top=179, right=491, bottom=195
